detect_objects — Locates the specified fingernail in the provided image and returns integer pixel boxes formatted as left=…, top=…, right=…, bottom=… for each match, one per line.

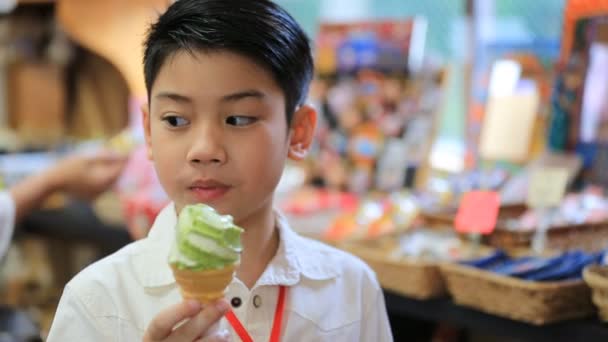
left=217, top=329, right=231, bottom=341
left=215, top=300, right=230, bottom=314
left=187, top=299, right=202, bottom=311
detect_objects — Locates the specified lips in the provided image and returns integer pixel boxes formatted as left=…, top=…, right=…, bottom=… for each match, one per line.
left=188, top=179, right=231, bottom=202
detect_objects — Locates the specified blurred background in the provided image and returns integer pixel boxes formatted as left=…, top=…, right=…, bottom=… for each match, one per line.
left=4, top=0, right=608, bottom=341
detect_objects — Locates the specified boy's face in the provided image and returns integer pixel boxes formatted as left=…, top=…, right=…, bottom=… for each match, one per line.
left=143, top=51, right=315, bottom=224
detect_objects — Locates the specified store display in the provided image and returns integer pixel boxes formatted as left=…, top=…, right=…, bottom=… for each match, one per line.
left=392, top=230, right=499, bottom=263
left=306, top=19, right=442, bottom=194
left=341, top=228, right=500, bottom=300
left=488, top=190, right=608, bottom=253
left=315, top=21, right=415, bottom=76
left=322, top=191, right=419, bottom=242
left=503, top=191, right=608, bottom=231
left=416, top=168, right=608, bottom=252
left=341, top=237, right=446, bottom=300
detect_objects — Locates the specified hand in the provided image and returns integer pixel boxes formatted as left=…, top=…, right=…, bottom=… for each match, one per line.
left=143, top=299, right=231, bottom=342
left=48, top=150, right=127, bottom=200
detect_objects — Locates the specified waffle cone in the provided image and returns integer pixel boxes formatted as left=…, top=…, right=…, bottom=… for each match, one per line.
left=170, top=264, right=236, bottom=304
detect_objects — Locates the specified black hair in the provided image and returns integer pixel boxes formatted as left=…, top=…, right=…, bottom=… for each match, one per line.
left=143, top=0, right=314, bottom=123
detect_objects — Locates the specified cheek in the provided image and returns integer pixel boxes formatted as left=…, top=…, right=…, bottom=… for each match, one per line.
left=149, top=125, right=183, bottom=191
left=235, top=128, right=288, bottom=189
left=151, top=148, right=178, bottom=190
left=150, top=124, right=183, bottom=158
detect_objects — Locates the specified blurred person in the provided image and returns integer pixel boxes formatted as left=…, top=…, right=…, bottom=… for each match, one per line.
left=0, top=150, right=127, bottom=258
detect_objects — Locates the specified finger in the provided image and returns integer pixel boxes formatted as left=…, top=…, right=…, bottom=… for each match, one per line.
left=145, top=300, right=202, bottom=341
left=82, top=165, right=124, bottom=196
left=94, top=149, right=129, bottom=163
left=95, top=158, right=128, bottom=185
left=197, top=329, right=231, bottom=342
left=172, top=300, right=230, bottom=340
left=103, top=160, right=128, bottom=179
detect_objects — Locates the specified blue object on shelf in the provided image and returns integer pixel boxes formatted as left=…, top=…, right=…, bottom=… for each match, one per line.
left=460, top=250, right=508, bottom=269
left=524, top=251, right=594, bottom=281
left=490, top=256, right=561, bottom=278
left=461, top=249, right=606, bottom=282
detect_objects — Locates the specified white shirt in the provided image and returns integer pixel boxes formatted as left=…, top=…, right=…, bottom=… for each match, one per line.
left=47, top=204, right=393, bottom=341
left=0, top=191, right=16, bottom=260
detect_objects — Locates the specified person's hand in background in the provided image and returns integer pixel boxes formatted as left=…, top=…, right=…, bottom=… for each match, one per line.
left=46, top=150, right=127, bottom=200
left=10, top=150, right=127, bottom=222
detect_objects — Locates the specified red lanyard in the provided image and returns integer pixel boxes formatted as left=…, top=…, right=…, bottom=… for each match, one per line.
left=225, top=286, right=287, bottom=342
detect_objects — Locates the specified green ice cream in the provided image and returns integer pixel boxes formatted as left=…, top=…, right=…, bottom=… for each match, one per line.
left=169, top=204, right=244, bottom=270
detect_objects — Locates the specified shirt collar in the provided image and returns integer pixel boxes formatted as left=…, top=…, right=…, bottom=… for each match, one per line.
left=132, top=203, right=339, bottom=289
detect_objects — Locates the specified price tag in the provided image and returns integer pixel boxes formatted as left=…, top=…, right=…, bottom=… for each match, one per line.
left=527, top=167, right=568, bottom=209
left=455, top=191, right=500, bottom=235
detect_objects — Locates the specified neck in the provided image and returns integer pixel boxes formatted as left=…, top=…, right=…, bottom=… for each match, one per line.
left=236, top=207, right=279, bottom=289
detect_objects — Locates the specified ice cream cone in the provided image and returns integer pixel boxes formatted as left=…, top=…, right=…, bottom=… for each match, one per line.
left=171, top=263, right=237, bottom=304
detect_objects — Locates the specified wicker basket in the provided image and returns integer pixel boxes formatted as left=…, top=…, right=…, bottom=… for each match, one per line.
left=489, top=222, right=608, bottom=252
left=583, top=265, right=608, bottom=321
left=441, top=262, right=594, bottom=325
left=339, top=238, right=446, bottom=299
left=422, top=204, right=608, bottom=252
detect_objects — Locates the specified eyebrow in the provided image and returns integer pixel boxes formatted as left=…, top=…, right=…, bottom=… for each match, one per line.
left=154, top=90, right=265, bottom=103
left=221, top=90, right=265, bottom=102
left=155, top=92, right=191, bottom=103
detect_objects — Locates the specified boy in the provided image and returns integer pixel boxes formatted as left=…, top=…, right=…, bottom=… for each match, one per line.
left=47, top=1, right=393, bottom=341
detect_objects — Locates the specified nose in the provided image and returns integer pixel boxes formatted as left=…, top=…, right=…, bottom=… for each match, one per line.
left=186, top=124, right=227, bottom=166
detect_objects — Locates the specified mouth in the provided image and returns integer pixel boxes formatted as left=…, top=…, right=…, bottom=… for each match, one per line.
left=188, top=179, right=232, bottom=202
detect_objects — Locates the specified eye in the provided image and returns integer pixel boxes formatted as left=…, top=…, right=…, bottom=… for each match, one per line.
left=226, top=115, right=257, bottom=126
left=162, top=115, right=190, bottom=128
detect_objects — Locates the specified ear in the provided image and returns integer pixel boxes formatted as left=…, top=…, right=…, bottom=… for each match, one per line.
left=141, top=102, right=154, bottom=161
left=288, top=104, right=317, bottom=161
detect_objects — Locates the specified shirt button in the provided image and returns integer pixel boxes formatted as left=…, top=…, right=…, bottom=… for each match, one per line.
left=253, top=295, right=262, bottom=308
left=231, top=297, right=242, bottom=308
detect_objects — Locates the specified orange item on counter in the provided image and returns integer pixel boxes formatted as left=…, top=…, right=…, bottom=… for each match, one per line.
left=323, top=213, right=359, bottom=241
